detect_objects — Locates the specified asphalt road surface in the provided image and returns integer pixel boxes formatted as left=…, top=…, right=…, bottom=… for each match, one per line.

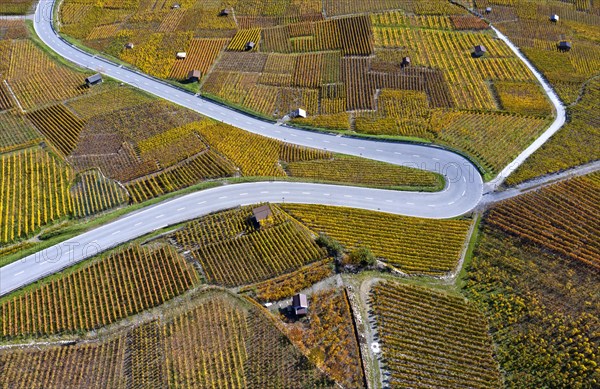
left=0, top=0, right=565, bottom=295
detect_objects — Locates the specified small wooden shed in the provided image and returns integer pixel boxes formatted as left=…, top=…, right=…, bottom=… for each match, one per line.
left=252, top=204, right=273, bottom=227
left=558, top=41, right=572, bottom=51
left=188, top=70, right=201, bottom=82
left=244, top=42, right=255, bottom=51
left=292, top=294, right=308, bottom=316
left=85, top=73, right=103, bottom=86
left=473, top=45, right=487, bottom=57
left=293, top=108, right=307, bottom=118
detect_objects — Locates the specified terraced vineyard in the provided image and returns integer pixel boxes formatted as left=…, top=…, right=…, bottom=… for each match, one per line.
left=244, top=258, right=333, bottom=302
left=0, top=244, right=200, bottom=337
left=0, top=112, right=41, bottom=153
left=477, top=0, right=600, bottom=104
left=508, top=78, right=600, bottom=184
left=0, top=147, right=73, bottom=243
left=54, top=0, right=560, bottom=175
left=0, top=0, right=36, bottom=15
left=324, top=0, right=467, bottom=16
left=0, top=290, right=334, bottom=388
left=70, top=169, right=129, bottom=218
left=464, top=220, right=600, bottom=388
left=0, top=337, right=128, bottom=388
left=286, top=154, right=443, bottom=189
left=195, top=121, right=331, bottom=177
left=169, top=38, right=228, bottom=80
left=436, top=111, right=551, bottom=173
left=488, top=172, right=600, bottom=270
left=287, top=289, right=366, bottom=388
left=170, top=204, right=326, bottom=286
left=371, top=281, right=501, bottom=388
left=5, top=40, right=88, bottom=109
left=165, top=293, right=334, bottom=388
left=65, top=87, right=153, bottom=120
left=282, top=204, right=471, bottom=275
left=26, top=103, right=85, bottom=156
left=125, top=149, right=236, bottom=203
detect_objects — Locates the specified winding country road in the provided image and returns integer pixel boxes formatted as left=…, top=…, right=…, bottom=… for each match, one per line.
left=0, top=0, right=566, bottom=295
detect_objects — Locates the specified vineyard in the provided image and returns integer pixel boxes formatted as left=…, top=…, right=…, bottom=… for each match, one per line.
left=286, top=289, right=365, bottom=388
left=371, top=281, right=501, bottom=388
left=464, top=221, right=599, bottom=387
left=70, top=101, right=205, bottom=182
left=164, top=292, right=334, bottom=388
left=26, top=103, right=85, bottom=156
left=194, top=121, right=331, bottom=177
left=0, top=0, right=36, bottom=15
left=0, top=290, right=335, bottom=388
left=242, top=258, right=333, bottom=302
left=324, top=0, right=468, bottom=17
left=494, top=81, right=553, bottom=117
left=476, top=0, right=600, bottom=103
left=51, top=0, right=565, bottom=175
left=507, top=77, right=600, bottom=184
left=436, top=110, right=551, bottom=172
left=372, top=20, right=535, bottom=110
left=282, top=204, right=472, bottom=275
left=119, top=32, right=194, bottom=79
left=228, top=28, right=262, bottom=51
left=488, top=172, right=600, bottom=270
left=286, top=154, right=443, bottom=189
left=71, top=169, right=129, bottom=217
left=66, top=87, right=153, bottom=120
left=169, top=204, right=326, bottom=286
left=163, top=293, right=332, bottom=388
left=0, top=244, right=200, bottom=338
left=6, top=40, right=89, bottom=110
left=0, top=337, right=128, bottom=388
left=169, top=38, right=229, bottom=80
left=0, top=111, right=40, bottom=153
left=125, top=149, right=236, bottom=203
left=0, top=147, right=73, bottom=244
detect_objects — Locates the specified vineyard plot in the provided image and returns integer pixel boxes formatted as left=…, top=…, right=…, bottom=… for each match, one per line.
left=0, top=244, right=200, bottom=337
left=286, top=154, right=442, bottom=189
left=164, top=292, right=334, bottom=388
left=286, top=289, right=366, bottom=388
left=0, top=337, right=127, bottom=389
left=6, top=40, right=89, bottom=109
left=26, top=103, right=85, bottom=156
left=488, top=172, right=600, bottom=270
left=283, top=204, right=471, bottom=275
left=0, top=147, right=73, bottom=244
left=371, top=282, right=501, bottom=388
left=195, top=121, right=331, bottom=177
left=0, top=290, right=336, bottom=388
left=170, top=204, right=326, bottom=286
left=464, top=221, right=600, bottom=388
left=70, top=169, right=129, bottom=218
left=244, top=258, right=334, bottom=302
left=0, top=111, right=40, bottom=153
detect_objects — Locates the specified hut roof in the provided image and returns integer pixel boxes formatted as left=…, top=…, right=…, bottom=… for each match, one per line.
left=292, top=294, right=308, bottom=308
left=252, top=204, right=272, bottom=222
